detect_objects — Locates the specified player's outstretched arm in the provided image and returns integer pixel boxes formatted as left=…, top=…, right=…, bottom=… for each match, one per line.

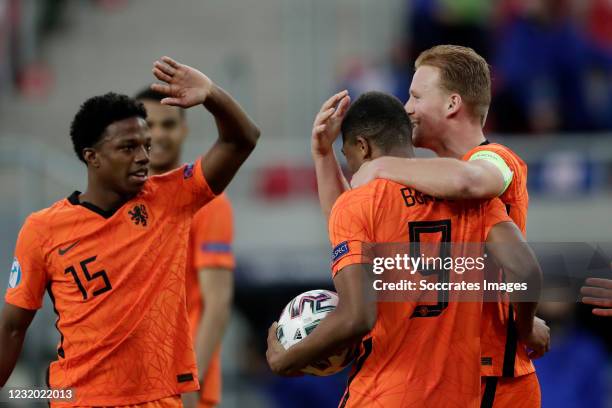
left=266, top=264, right=376, bottom=376
left=152, top=56, right=260, bottom=194
left=486, top=221, right=549, bottom=359
left=351, top=156, right=506, bottom=199
left=312, top=91, right=351, bottom=221
left=581, top=277, right=612, bottom=317
left=0, top=304, right=36, bottom=387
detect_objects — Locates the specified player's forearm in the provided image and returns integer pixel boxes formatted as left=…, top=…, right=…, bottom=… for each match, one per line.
left=194, top=297, right=232, bottom=381
left=375, top=157, right=496, bottom=199
left=313, top=152, right=350, bottom=221
left=278, top=307, right=371, bottom=373
left=0, top=325, right=26, bottom=387
left=204, top=84, right=260, bottom=151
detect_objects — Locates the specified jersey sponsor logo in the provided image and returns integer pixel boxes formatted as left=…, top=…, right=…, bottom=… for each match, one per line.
left=183, top=163, right=195, bottom=179
left=331, top=241, right=350, bottom=263
left=58, top=240, right=80, bottom=256
left=128, top=204, right=149, bottom=226
left=8, top=257, right=21, bottom=288
left=200, top=242, right=232, bottom=253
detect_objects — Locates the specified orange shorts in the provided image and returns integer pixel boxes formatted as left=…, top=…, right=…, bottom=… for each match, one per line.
left=480, top=373, right=541, bottom=408
left=67, top=395, right=183, bottom=408
left=198, top=348, right=221, bottom=408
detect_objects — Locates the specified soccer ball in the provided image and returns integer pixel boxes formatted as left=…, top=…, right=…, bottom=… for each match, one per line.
left=276, top=289, right=354, bottom=376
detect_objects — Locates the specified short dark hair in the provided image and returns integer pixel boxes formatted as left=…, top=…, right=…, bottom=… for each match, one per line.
left=341, top=91, right=412, bottom=153
left=135, top=86, right=185, bottom=117
left=70, top=92, right=147, bottom=163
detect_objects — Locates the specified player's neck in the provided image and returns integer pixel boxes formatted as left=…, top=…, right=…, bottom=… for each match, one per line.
left=79, top=186, right=133, bottom=213
left=434, top=123, right=486, bottom=159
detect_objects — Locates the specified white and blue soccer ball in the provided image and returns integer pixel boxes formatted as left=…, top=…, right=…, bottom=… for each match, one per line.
left=276, top=289, right=354, bottom=376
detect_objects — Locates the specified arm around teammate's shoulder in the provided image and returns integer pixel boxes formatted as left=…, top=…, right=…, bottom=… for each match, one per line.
left=351, top=157, right=506, bottom=200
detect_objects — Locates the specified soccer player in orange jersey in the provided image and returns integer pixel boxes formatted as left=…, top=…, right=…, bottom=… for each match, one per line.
left=266, top=92, right=544, bottom=408
left=136, top=88, right=235, bottom=408
left=347, top=46, right=551, bottom=407
left=0, top=57, right=258, bottom=407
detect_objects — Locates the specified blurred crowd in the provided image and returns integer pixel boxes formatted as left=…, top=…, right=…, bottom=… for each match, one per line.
left=0, top=0, right=126, bottom=99
left=340, top=0, right=612, bottom=135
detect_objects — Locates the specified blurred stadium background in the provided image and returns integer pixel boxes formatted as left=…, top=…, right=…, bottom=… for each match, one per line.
left=1, top=0, right=612, bottom=407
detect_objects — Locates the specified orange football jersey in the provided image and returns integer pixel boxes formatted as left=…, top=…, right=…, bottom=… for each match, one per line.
left=329, top=179, right=511, bottom=408
left=463, top=142, right=533, bottom=378
left=5, top=159, right=214, bottom=407
left=185, top=193, right=234, bottom=407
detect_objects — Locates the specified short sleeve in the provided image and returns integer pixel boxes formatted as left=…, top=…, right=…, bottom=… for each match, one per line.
left=5, top=217, right=48, bottom=310
left=328, top=191, right=373, bottom=278
left=468, top=150, right=514, bottom=195
left=483, top=198, right=512, bottom=238
left=148, top=157, right=216, bottom=215
left=191, top=194, right=235, bottom=270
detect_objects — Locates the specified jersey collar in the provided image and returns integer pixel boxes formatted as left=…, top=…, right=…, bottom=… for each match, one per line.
left=67, top=191, right=117, bottom=219
left=479, top=139, right=491, bottom=146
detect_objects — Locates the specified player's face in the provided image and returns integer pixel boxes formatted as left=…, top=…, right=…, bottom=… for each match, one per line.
left=94, top=117, right=151, bottom=196
left=141, top=100, right=187, bottom=172
left=341, top=138, right=366, bottom=175
left=405, top=66, right=450, bottom=151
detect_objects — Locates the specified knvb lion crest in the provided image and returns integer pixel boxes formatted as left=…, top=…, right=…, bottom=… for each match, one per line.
left=128, top=204, right=149, bottom=227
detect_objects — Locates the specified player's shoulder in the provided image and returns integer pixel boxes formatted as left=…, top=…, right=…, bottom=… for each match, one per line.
left=146, top=162, right=193, bottom=187
left=468, top=142, right=526, bottom=166
left=331, top=179, right=397, bottom=220
left=24, top=196, right=74, bottom=227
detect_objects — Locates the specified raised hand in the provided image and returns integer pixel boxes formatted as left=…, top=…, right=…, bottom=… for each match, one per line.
left=312, top=90, right=351, bottom=158
left=151, top=56, right=214, bottom=108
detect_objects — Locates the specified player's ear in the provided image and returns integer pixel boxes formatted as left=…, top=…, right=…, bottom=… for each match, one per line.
left=356, top=136, right=370, bottom=159
left=82, top=148, right=100, bottom=168
left=446, top=94, right=461, bottom=118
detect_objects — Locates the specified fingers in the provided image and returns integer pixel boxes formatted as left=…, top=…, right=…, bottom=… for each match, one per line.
left=592, top=308, right=612, bottom=317
left=268, top=321, right=278, bottom=343
left=584, top=278, right=612, bottom=290
left=580, top=286, right=612, bottom=299
left=320, top=90, right=349, bottom=112
left=582, top=296, right=612, bottom=308
left=152, top=67, right=173, bottom=84
left=154, top=60, right=176, bottom=77
left=314, top=107, right=335, bottom=127
left=161, top=56, right=180, bottom=68
left=332, top=94, right=351, bottom=119
left=161, top=97, right=182, bottom=107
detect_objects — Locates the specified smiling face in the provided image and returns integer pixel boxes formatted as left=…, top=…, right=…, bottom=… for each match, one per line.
left=141, top=100, right=187, bottom=173
left=404, top=65, right=451, bottom=151
left=84, top=117, right=151, bottom=196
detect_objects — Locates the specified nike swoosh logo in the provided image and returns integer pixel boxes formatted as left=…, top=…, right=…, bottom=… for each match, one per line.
left=58, top=240, right=80, bottom=256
